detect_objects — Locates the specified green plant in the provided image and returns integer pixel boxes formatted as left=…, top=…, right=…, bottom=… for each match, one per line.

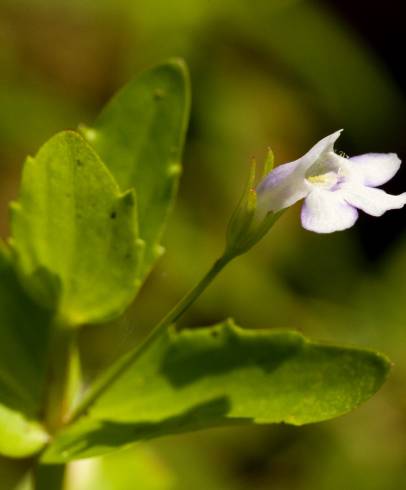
left=0, top=59, right=390, bottom=489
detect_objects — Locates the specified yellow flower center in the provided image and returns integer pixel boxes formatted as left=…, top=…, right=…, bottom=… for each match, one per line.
left=307, top=171, right=339, bottom=189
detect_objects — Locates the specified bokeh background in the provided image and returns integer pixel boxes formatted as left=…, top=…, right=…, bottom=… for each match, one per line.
left=1, top=0, right=406, bottom=488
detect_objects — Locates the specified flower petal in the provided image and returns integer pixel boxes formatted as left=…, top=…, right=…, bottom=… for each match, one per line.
left=301, top=189, right=358, bottom=233
left=342, top=184, right=406, bottom=217
left=256, top=160, right=309, bottom=212
left=302, top=129, right=343, bottom=168
left=348, top=153, right=401, bottom=187
left=256, top=130, right=343, bottom=213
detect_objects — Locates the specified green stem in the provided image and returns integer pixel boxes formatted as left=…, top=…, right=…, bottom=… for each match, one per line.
left=70, top=253, right=233, bottom=421
left=43, top=316, right=78, bottom=432
left=32, top=318, right=78, bottom=489
left=32, top=463, right=66, bottom=490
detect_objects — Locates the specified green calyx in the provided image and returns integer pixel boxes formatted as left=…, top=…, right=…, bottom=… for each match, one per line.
left=225, top=149, right=282, bottom=258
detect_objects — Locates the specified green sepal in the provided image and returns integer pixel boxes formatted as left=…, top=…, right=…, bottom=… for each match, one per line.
left=225, top=154, right=281, bottom=258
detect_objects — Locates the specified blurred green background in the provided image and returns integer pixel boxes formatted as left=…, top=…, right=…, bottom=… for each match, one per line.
left=1, top=0, right=406, bottom=488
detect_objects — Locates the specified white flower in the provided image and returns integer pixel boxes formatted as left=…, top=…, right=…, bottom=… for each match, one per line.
left=256, top=130, right=406, bottom=233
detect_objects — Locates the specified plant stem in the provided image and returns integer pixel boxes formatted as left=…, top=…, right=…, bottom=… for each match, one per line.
left=43, top=316, right=78, bottom=432
left=70, top=253, right=233, bottom=421
left=32, top=463, right=66, bottom=490
left=31, top=317, right=79, bottom=490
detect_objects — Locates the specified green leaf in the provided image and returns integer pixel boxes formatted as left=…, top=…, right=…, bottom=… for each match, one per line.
left=0, top=404, right=48, bottom=458
left=0, top=250, right=50, bottom=457
left=81, top=59, right=190, bottom=280
left=0, top=249, right=51, bottom=415
left=42, top=321, right=389, bottom=462
left=11, top=131, right=143, bottom=326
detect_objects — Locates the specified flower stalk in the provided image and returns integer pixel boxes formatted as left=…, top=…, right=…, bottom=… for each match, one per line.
left=70, top=254, right=233, bottom=421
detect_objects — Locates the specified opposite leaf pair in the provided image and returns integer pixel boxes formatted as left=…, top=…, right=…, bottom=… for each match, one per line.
left=10, top=60, right=190, bottom=327
left=0, top=59, right=189, bottom=458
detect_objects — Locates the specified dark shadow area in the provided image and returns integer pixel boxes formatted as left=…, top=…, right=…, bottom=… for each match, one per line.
left=27, top=265, right=62, bottom=310
left=0, top=253, right=53, bottom=417
left=160, top=327, right=304, bottom=388
left=47, top=397, right=253, bottom=461
left=329, top=0, right=406, bottom=262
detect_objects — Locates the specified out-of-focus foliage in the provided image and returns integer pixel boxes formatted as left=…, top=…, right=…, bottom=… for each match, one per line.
left=1, top=0, right=405, bottom=489
left=66, top=445, right=175, bottom=490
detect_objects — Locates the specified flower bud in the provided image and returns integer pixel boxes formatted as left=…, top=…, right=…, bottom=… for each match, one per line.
left=225, top=150, right=283, bottom=258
